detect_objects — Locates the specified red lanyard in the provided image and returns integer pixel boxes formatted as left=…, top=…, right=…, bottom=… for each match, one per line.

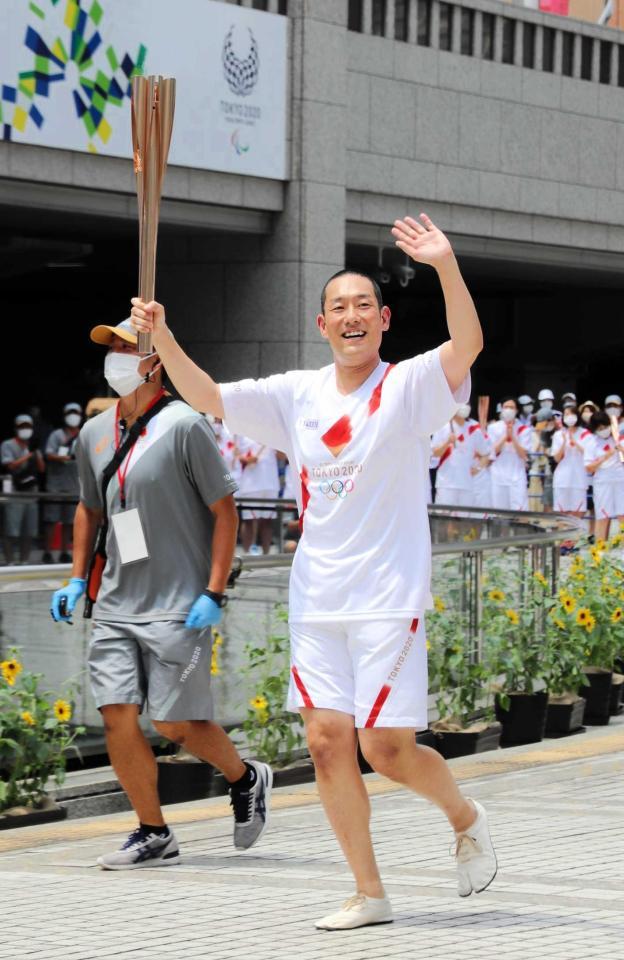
left=114, top=389, right=165, bottom=509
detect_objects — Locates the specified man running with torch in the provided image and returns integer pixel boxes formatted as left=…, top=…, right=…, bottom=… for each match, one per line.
left=131, top=214, right=497, bottom=928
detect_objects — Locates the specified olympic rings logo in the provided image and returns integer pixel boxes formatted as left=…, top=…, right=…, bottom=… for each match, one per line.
left=320, top=479, right=355, bottom=500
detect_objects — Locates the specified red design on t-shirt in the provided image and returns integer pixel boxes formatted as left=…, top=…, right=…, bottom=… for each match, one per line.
left=299, top=465, right=310, bottom=531
left=367, top=364, right=395, bottom=417
left=438, top=446, right=452, bottom=468
left=469, top=423, right=480, bottom=435
left=517, top=424, right=528, bottom=435
left=457, top=433, right=465, bottom=443
left=321, top=415, right=352, bottom=458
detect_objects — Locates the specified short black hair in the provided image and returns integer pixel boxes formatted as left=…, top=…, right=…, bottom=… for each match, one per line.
left=592, top=411, right=610, bottom=430
left=320, top=269, right=383, bottom=313
left=500, top=396, right=518, bottom=408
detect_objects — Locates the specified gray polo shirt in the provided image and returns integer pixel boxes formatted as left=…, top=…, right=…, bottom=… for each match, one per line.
left=76, top=400, right=237, bottom=623
left=45, top=428, right=80, bottom=492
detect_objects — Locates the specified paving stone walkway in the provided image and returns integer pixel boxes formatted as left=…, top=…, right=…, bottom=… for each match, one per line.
left=2, top=724, right=624, bottom=960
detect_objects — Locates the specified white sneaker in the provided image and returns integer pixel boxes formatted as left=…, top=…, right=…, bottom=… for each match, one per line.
left=97, top=827, right=180, bottom=870
left=455, top=799, right=497, bottom=897
left=315, top=893, right=393, bottom=930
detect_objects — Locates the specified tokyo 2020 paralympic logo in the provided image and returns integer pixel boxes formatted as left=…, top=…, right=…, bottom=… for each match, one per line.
left=320, top=479, right=355, bottom=500
left=222, top=26, right=260, bottom=97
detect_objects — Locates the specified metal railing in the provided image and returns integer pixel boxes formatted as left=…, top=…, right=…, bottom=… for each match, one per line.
left=349, top=0, right=624, bottom=87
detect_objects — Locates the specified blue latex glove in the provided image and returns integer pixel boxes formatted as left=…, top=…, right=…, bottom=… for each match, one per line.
left=51, top=578, right=87, bottom=623
left=185, top=594, right=222, bottom=630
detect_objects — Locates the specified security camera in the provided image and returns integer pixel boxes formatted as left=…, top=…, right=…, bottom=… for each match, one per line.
left=394, top=264, right=415, bottom=288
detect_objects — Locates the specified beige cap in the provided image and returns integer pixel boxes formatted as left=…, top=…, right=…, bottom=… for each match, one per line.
left=90, top=317, right=137, bottom=346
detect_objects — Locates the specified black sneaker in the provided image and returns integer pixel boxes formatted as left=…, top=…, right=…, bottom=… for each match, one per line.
left=230, top=760, right=273, bottom=850
left=59, top=552, right=72, bottom=563
left=97, top=827, right=180, bottom=870
left=42, top=551, right=54, bottom=564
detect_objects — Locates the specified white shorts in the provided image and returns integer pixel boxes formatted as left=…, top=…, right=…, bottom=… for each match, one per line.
left=287, top=617, right=428, bottom=729
left=593, top=482, right=624, bottom=520
left=472, top=471, right=491, bottom=509
left=490, top=482, right=528, bottom=512
left=240, top=489, right=278, bottom=520
left=435, top=486, right=473, bottom=508
left=553, top=486, right=587, bottom=513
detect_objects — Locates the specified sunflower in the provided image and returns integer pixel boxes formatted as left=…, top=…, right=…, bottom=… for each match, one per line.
left=562, top=596, right=576, bottom=614
left=21, top=711, right=35, bottom=726
left=53, top=700, right=72, bottom=723
left=488, top=589, right=505, bottom=603
left=433, top=596, right=445, bottom=613
left=426, top=639, right=431, bottom=651
left=533, top=571, right=548, bottom=587
left=552, top=617, right=565, bottom=630
left=210, top=659, right=220, bottom=677
left=575, top=608, right=592, bottom=626
left=211, top=628, right=224, bottom=647
left=596, top=539, right=608, bottom=551
left=1, top=659, right=22, bottom=681
left=610, top=533, right=624, bottom=548
left=614, top=567, right=624, bottom=579
left=584, top=613, right=596, bottom=633
left=572, top=571, right=585, bottom=581
left=611, top=607, right=623, bottom=623
left=250, top=695, right=268, bottom=712
left=505, top=608, right=520, bottom=625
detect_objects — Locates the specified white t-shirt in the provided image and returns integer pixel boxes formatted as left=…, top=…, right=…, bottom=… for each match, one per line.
left=431, top=418, right=488, bottom=491
left=584, top=432, right=624, bottom=487
left=222, top=347, right=469, bottom=622
left=235, top=437, right=279, bottom=496
left=489, top=420, right=532, bottom=486
left=551, top=427, right=589, bottom=489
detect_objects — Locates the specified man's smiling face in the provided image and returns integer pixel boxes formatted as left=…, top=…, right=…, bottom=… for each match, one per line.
left=317, top=273, right=390, bottom=369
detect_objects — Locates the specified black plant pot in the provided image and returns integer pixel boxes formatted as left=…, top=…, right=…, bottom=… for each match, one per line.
left=495, top=690, right=548, bottom=745
left=434, top=723, right=502, bottom=760
left=0, top=799, right=67, bottom=831
left=609, top=678, right=624, bottom=715
left=546, top=697, right=586, bottom=736
left=580, top=669, right=613, bottom=725
left=157, top=757, right=214, bottom=806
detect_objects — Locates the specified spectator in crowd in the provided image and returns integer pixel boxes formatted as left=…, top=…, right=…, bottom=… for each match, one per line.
left=431, top=402, right=488, bottom=507
left=42, top=403, right=83, bottom=563
left=561, top=391, right=576, bottom=409
left=537, top=388, right=561, bottom=421
left=488, top=398, right=531, bottom=510
left=28, top=404, right=53, bottom=454
left=208, top=416, right=241, bottom=483
left=579, top=399, right=599, bottom=426
left=528, top=406, right=556, bottom=512
left=279, top=455, right=301, bottom=554
left=604, top=394, right=623, bottom=426
left=585, top=411, right=624, bottom=541
left=551, top=405, right=588, bottom=516
left=1, top=414, right=45, bottom=564
left=237, top=437, right=280, bottom=554
left=517, top=394, right=534, bottom=426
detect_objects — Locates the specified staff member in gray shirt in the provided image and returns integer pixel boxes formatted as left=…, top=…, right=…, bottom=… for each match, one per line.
left=1, top=414, right=45, bottom=565
left=43, top=403, right=83, bottom=564
left=51, top=319, right=272, bottom=870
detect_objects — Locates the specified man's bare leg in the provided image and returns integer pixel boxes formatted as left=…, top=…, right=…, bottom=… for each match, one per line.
left=358, top=727, right=475, bottom=832
left=301, top=707, right=384, bottom=898
left=101, top=703, right=164, bottom=826
left=152, top=719, right=245, bottom=783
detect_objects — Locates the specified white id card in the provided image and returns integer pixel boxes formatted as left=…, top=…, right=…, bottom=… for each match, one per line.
left=111, top=508, right=149, bottom=565
left=58, top=446, right=69, bottom=457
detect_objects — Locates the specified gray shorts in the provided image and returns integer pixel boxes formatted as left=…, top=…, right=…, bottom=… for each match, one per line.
left=89, top=620, right=214, bottom=721
left=43, top=499, right=76, bottom=525
left=4, top=499, right=38, bottom=538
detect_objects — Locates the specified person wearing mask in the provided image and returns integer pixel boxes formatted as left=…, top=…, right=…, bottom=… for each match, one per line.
left=489, top=398, right=531, bottom=510
left=43, top=403, right=83, bottom=563
left=579, top=400, right=599, bottom=427
left=517, top=394, right=534, bottom=427
left=528, top=407, right=556, bottom=512
left=431, top=403, right=488, bottom=508
left=1, top=415, right=45, bottom=564
left=50, top=318, right=271, bottom=868
left=551, top=406, right=588, bottom=516
left=537, top=388, right=561, bottom=422
left=585, top=411, right=624, bottom=541
left=604, top=394, right=623, bottom=426
left=237, top=437, right=280, bottom=554
left=578, top=401, right=599, bottom=539
left=561, top=392, right=576, bottom=409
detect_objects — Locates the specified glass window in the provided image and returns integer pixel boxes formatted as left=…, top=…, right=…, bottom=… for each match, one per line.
left=599, top=41, right=612, bottom=85
left=417, top=0, right=431, bottom=46
left=460, top=8, right=474, bottom=57
left=502, top=18, right=515, bottom=65
left=439, top=3, right=454, bottom=52
left=561, top=32, right=574, bottom=77
left=372, top=0, right=387, bottom=36
left=482, top=13, right=495, bottom=62
left=522, top=23, right=535, bottom=69
left=348, top=0, right=363, bottom=31
left=542, top=27, right=555, bottom=73
left=581, top=36, right=593, bottom=80
left=278, top=0, right=288, bottom=13
left=395, top=0, right=409, bottom=41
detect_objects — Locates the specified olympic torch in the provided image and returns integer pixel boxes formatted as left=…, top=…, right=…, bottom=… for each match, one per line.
left=131, top=74, right=176, bottom=355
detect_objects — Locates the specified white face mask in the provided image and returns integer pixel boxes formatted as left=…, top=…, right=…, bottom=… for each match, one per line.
left=522, top=404, right=534, bottom=415
left=65, top=413, right=81, bottom=428
left=540, top=399, right=553, bottom=410
left=456, top=404, right=471, bottom=420
left=581, top=409, right=593, bottom=423
left=597, top=427, right=612, bottom=439
left=501, top=408, right=516, bottom=423
left=104, top=351, right=158, bottom=397
left=563, top=414, right=577, bottom=427
left=17, top=427, right=33, bottom=441
left=605, top=406, right=622, bottom=418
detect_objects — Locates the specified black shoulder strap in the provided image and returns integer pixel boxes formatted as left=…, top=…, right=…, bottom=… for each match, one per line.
left=100, top=394, right=174, bottom=522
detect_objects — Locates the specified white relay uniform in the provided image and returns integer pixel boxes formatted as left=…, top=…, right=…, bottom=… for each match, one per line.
left=584, top=432, right=624, bottom=519
left=488, top=420, right=532, bottom=511
left=209, top=419, right=241, bottom=483
left=431, top=418, right=488, bottom=507
left=551, top=427, right=589, bottom=513
left=222, top=347, right=469, bottom=728
left=236, top=437, right=280, bottom=519
left=472, top=427, right=492, bottom=509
